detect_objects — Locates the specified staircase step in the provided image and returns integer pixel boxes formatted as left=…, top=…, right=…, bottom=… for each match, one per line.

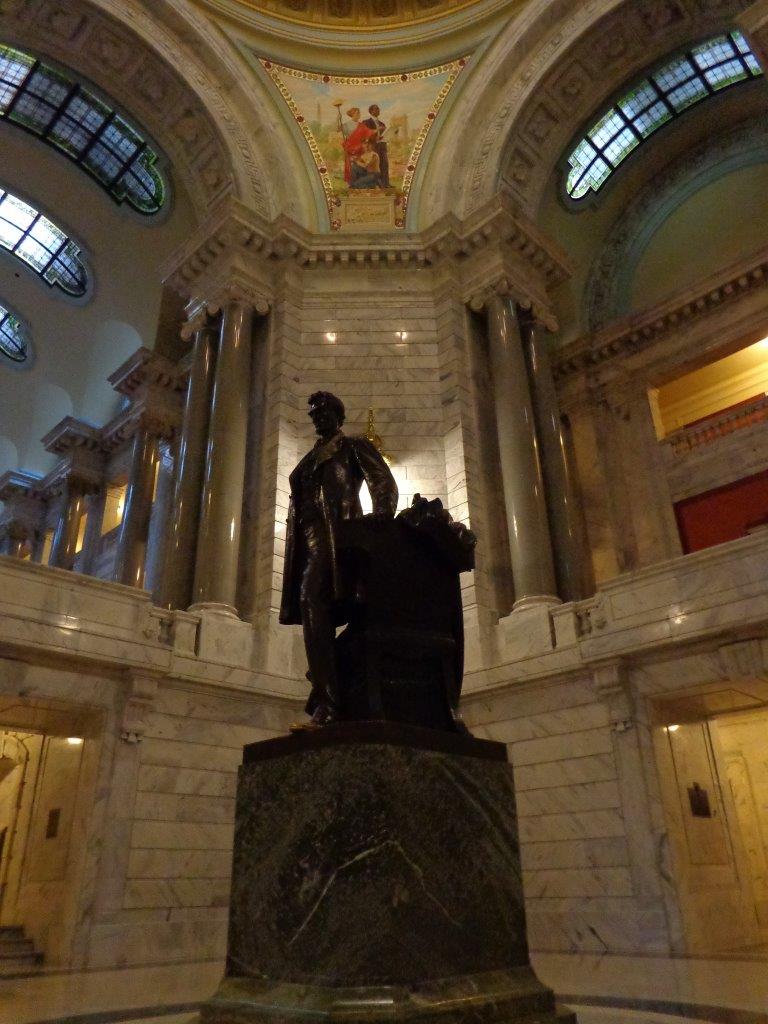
left=0, top=926, right=24, bottom=939
left=0, top=949, right=40, bottom=961
left=0, top=952, right=43, bottom=975
left=0, top=938, right=35, bottom=956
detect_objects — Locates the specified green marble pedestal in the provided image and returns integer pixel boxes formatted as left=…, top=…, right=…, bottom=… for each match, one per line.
left=200, top=722, right=575, bottom=1024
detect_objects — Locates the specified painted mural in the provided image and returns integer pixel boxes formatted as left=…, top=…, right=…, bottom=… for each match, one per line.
left=259, top=58, right=468, bottom=229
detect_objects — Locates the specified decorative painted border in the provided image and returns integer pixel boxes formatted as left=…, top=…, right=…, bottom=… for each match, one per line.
left=259, top=56, right=469, bottom=229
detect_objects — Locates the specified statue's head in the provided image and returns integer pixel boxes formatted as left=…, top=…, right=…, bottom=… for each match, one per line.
left=308, top=391, right=345, bottom=437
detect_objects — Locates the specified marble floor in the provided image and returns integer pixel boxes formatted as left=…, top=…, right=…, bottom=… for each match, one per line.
left=2, top=951, right=767, bottom=1024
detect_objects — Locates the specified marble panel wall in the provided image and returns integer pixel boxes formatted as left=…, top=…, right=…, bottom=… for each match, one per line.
left=246, top=278, right=459, bottom=675
left=87, top=686, right=293, bottom=968
left=461, top=679, right=657, bottom=955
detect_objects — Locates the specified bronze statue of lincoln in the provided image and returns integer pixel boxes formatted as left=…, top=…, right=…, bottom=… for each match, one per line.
left=279, top=391, right=398, bottom=726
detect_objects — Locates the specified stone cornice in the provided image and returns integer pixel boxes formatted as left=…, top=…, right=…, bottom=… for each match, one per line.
left=107, top=347, right=185, bottom=442
left=41, top=417, right=103, bottom=457
left=0, top=470, right=45, bottom=503
left=108, top=347, right=185, bottom=397
left=554, top=246, right=768, bottom=383
left=162, top=192, right=572, bottom=316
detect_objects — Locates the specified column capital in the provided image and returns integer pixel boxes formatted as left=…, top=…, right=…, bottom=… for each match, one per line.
left=468, top=279, right=559, bottom=332
left=0, top=469, right=45, bottom=511
left=206, top=281, right=271, bottom=318
left=107, top=347, right=186, bottom=444
left=41, top=418, right=105, bottom=494
left=180, top=307, right=219, bottom=342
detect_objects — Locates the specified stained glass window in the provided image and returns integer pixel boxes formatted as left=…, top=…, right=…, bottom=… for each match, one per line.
left=0, top=187, right=87, bottom=296
left=0, top=302, right=28, bottom=363
left=0, top=44, right=165, bottom=214
left=565, top=31, right=763, bottom=201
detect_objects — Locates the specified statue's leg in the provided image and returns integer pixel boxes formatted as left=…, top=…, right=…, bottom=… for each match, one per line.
left=299, top=542, right=341, bottom=720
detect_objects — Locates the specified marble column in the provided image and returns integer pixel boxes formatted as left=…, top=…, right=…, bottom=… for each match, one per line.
left=145, top=444, right=175, bottom=597
left=520, top=311, right=589, bottom=602
left=79, top=490, right=106, bottom=576
left=114, top=424, right=161, bottom=589
left=49, top=480, right=88, bottom=570
left=1, top=524, right=27, bottom=558
left=192, top=301, right=254, bottom=615
left=158, top=321, right=217, bottom=610
left=486, top=294, right=558, bottom=608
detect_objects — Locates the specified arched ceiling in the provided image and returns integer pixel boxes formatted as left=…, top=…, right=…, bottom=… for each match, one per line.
left=191, top=0, right=524, bottom=71
left=206, top=0, right=492, bottom=31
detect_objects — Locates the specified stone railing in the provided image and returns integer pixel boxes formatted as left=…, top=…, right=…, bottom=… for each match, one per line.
left=662, top=393, right=768, bottom=455
left=0, top=554, right=304, bottom=702
left=3, top=528, right=768, bottom=704
left=463, top=526, right=768, bottom=692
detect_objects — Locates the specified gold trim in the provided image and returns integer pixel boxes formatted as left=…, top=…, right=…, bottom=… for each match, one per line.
left=260, top=56, right=468, bottom=230
left=220, top=0, right=487, bottom=31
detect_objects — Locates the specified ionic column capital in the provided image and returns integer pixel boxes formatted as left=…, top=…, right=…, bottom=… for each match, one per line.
left=468, top=279, right=558, bottom=332
left=206, top=283, right=271, bottom=317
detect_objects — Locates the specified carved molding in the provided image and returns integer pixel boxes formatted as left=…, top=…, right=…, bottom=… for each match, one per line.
left=164, top=190, right=572, bottom=318
left=554, top=243, right=768, bottom=383
left=0, top=0, right=274, bottom=218
left=585, top=112, right=768, bottom=331
left=430, top=0, right=754, bottom=223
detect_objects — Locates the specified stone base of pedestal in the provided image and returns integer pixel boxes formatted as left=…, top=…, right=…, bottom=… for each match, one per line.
left=201, top=722, right=574, bottom=1024
left=200, top=968, right=574, bottom=1024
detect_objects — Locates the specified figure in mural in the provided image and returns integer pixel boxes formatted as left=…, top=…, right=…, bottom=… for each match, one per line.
left=341, top=107, right=376, bottom=185
left=362, top=103, right=390, bottom=188
left=261, top=58, right=469, bottom=228
left=349, top=137, right=382, bottom=189
left=279, top=391, right=398, bottom=727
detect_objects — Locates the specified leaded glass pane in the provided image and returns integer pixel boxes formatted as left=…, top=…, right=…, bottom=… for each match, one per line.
left=0, top=42, right=166, bottom=214
left=635, top=101, right=671, bottom=137
left=603, top=127, right=639, bottom=165
left=620, top=83, right=656, bottom=119
left=0, top=46, right=32, bottom=113
left=692, top=36, right=735, bottom=69
left=0, top=304, right=27, bottom=364
left=590, top=109, right=624, bottom=148
left=667, top=77, right=708, bottom=111
left=0, top=187, right=87, bottom=296
left=565, top=29, right=764, bottom=200
left=705, top=59, right=748, bottom=89
left=654, top=56, right=696, bottom=91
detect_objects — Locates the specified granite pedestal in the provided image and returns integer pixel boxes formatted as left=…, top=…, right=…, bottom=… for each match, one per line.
left=201, top=723, right=575, bottom=1024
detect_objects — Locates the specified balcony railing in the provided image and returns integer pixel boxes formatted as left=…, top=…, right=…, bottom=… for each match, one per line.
left=663, top=393, right=768, bottom=455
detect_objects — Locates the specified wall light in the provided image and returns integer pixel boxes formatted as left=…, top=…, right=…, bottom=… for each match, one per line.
left=665, top=724, right=680, bottom=733
left=325, top=332, right=337, bottom=343
left=66, top=737, right=83, bottom=745
left=395, top=331, right=408, bottom=341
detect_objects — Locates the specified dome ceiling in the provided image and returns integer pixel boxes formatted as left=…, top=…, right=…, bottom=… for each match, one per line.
left=215, top=0, right=490, bottom=31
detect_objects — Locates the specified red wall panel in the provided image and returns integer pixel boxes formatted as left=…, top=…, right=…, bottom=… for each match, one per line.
left=675, top=468, right=768, bottom=553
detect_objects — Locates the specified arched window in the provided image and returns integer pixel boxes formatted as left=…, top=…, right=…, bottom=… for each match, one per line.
left=565, top=31, right=763, bottom=201
left=0, top=44, right=166, bottom=215
left=0, top=187, right=88, bottom=297
left=0, top=301, right=29, bottom=364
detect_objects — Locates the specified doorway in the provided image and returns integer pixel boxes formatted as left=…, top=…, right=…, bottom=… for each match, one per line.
left=0, top=694, right=102, bottom=970
left=653, top=694, right=768, bottom=955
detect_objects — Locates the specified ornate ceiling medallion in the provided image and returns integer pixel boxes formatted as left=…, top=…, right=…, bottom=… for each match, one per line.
left=260, top=56, right=468, bottom=229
